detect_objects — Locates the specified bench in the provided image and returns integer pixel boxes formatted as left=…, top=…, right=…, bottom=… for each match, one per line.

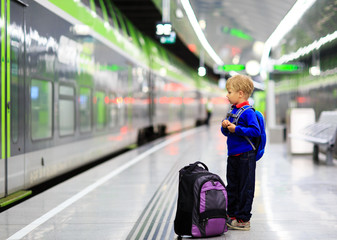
left=290, top=111, right=337, bottom=165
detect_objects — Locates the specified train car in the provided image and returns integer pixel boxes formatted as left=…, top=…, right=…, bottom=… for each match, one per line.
left=0, top=0, right=229, bottom=200
left=267, top=0, right=337, bottom=154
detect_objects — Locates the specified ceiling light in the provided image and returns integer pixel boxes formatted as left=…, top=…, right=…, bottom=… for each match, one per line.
left=72, top=25, right=90, bottom=35
left=261, top=0, right=317, bottom=79
left=278, top=30, right=337, bottom=64
left=181, top=0, right=223, bottom=65
left=160, top=68, right=167, bottom=76
left=104, top=22, right=110, bottom=30
left=268, top=0, right=316, bottom=48
left=91, top=11, right=97, bottom=18
left=245, top=60, right=260, bottom=76
left=175, top=8, right=184, bottom=19
left=198, top=66, right=206, bottom=77
left=199, top=20, right=206, bottom=30
left=232, top=55, right=240, bottom=64
left=253, top=41, right=264, bottom=56
left=309, top=66, right=320, bottom=76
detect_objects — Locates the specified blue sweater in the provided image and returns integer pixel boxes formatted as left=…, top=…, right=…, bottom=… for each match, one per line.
left=221, top=102, right=261, bottom=156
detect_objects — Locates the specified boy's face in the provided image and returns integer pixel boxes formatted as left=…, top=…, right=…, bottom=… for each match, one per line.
left=226, top=88, right=244, bottom=105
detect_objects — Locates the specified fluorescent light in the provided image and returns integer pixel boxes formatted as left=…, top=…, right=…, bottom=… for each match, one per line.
left=309, top=66, right=320, bottom=76
left=261, top=0, right=317, bottom=79
left=181, top=0, right=223, bottom=65
left=278, top=30, right=337, bottom=63
left=267, top=0, right=316, bottom=48
left=175, top=8, right=184, bottom=19
left=199, top=19, right=206, bottom=30
left=198, top=66, right=206, bottom=76
left=246, top=60, right=260, bottom=76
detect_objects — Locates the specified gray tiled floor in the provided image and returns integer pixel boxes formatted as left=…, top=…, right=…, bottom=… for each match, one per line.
left=1, top=125, right=337, bottom=240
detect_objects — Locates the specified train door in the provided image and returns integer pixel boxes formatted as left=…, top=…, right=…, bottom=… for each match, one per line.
left=0, top=0, right=26, bottom=198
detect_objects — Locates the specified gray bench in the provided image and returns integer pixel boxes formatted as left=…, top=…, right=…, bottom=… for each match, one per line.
left=290, top=111, right=337, bottom=165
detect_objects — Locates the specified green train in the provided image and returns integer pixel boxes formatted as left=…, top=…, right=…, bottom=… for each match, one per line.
left=0, top=0, right=229, bottom=200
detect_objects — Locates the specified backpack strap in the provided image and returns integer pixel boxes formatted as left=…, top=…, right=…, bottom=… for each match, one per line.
left=179, top=161, right=209, bottom=182
left=226, top=105, right=253, bottom=125
left=186, top=161, right=208, bottom=172
left=227, top=105, right=256, bottom=151
left=244, top=136, right=256, bottom=151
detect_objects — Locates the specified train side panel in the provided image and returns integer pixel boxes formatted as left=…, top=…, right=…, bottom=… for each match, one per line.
left=20, top=1, right=147, bottom=189
left=1, top=0, right=228, bottom=197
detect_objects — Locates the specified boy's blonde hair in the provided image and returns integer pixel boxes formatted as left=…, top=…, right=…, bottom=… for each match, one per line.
left=226, top=74, right=254, bottom=99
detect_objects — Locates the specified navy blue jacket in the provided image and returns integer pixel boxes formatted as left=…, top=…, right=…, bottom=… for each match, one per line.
left=221, top=102, right=261, bottom=156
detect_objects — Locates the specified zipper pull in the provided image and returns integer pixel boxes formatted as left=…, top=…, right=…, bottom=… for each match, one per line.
left=202, top=218, right=208, bottom=227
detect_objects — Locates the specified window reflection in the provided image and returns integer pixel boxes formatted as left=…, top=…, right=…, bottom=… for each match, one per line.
left=31, top=79, right=53, bottom=140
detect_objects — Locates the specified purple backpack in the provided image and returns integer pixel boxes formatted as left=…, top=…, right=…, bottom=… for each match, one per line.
left=174, top=161, right=228, bottom=237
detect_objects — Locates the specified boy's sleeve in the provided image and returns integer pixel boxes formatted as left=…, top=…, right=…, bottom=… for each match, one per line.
left=234, top=110, right=261, bottom=137
left=221, top=124, right=229, bottom=136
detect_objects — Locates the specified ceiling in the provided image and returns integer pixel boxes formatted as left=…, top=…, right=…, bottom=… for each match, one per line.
left=112, top=0, right=298, bottom=79
left=112, top=0, right=210, bottom=76
left=188, top=0, right=297, bottom=63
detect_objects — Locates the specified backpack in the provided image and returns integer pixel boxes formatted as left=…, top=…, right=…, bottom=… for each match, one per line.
left=174, top=161, right=228, bottom=237
left=227, top=105, right=266, bottom=161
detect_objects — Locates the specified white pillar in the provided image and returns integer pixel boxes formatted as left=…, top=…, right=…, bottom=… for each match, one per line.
left=267, top=80, right=276, bottom=128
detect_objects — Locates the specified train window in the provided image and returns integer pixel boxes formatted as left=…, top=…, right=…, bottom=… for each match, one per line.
left=116, top=12, right=128, bottom=37
left=133, top=30, right=145, bottom=48
left=108, top=93, right=117, bottom=128
left=102, top=0, right=116, bottom=28
left=93, top=0, right=104, bottom=19
left=103, top=0, right=124, bottom=36
left=122, top=18, right=132, bottom=39
left=59, top=85, right=75, bottom=136
left=97, top=0, right=111, bottom=25
left=111, top=7, right=125, bottom=35
left=94, top=91, right=106, bottom=130
left=60, top=85, right=75, bottom=96
left=81, top=0, right=91, bottom=9
left=31, top=79, right=53, bottom=140
left=105, top=7, right=114, bottom=28
left=79, top=87, right=92, bottom=133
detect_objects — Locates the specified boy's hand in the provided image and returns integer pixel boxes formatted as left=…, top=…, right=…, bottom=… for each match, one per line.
left=227, top=122, right=236, bottom=133
left=222, top=120, right=230, bottom=128
left=222, top=120, right=236, bottom=133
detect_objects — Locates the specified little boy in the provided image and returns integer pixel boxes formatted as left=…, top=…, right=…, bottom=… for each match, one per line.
left=221, top=74, right=260, bottom=231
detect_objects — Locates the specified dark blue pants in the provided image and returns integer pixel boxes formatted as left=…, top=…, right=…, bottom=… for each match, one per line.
left=226, top=150, right=256, bottom=222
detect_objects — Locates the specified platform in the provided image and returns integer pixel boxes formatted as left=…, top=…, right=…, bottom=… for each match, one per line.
left=1, top=125, right=337, bottom=240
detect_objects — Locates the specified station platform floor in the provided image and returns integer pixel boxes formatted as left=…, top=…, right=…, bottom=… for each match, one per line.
left=1, top=125, right=337, bottom=240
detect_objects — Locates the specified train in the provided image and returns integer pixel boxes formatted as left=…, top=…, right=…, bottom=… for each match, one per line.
left=267, top=0, right=337, bottom=154
left=0, top=0, right=230, bottom=200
